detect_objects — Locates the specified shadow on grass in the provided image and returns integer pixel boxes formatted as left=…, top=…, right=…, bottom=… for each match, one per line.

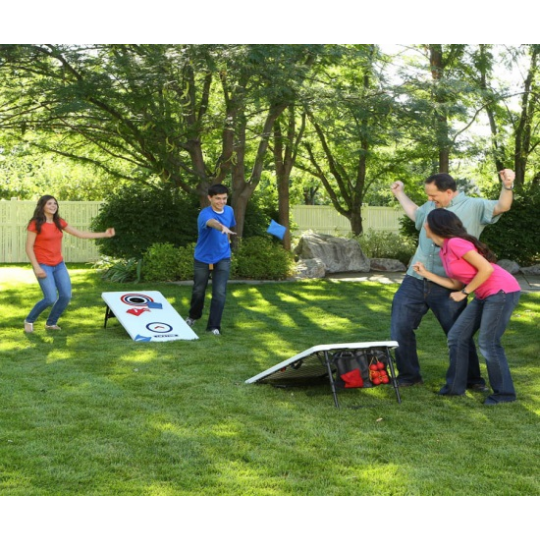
left=1, top=268, right=539, bottom=495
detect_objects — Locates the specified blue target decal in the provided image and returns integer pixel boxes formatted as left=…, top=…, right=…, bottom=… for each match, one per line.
left=146, top=322, right=173, bottom=333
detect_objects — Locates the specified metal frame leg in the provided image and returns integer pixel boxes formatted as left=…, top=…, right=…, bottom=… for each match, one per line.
left=383, top=346, right=402, bottom=404
left=104, top=305, right=116, bottom=329
left=324, top=351, right=340, bottom=408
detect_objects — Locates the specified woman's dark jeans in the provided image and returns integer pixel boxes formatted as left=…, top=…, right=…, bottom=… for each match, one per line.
left=442, top=290, right=520, bottom=403
left=391, top=275, right=485, bottom=386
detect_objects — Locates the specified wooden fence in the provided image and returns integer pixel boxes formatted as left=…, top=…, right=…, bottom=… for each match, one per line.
left=0, top=200, right=103, bottom=263
left=291, top=205, right=404, bottom=236
left=0, top=200, right=404, bottom=263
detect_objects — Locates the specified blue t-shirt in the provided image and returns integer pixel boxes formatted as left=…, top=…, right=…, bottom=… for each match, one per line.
left=194, top=205, right=236, bottom=264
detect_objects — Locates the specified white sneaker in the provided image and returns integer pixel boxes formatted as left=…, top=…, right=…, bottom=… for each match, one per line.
left=185, top=317, right=196, bottom=327
left=24, top=321, right=34, bottom=333
left=209, top=329, right=221, bottom=336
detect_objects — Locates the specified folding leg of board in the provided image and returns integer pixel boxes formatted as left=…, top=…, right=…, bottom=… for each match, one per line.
left=245, top=341, right=401, bottom=408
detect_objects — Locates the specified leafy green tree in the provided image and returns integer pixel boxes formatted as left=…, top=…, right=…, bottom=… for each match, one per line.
left=296, top=45, right=403, bottom=235
left=0, top=44, right=324, bottom=240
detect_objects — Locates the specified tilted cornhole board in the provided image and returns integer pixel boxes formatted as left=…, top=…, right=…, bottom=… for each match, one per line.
left=102, top=291, right=198, bottom=342
left=246, top=341, right=401, bottom=408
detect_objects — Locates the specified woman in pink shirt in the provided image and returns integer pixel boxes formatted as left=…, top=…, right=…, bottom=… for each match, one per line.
left=413, top=208, right=520, bottom=405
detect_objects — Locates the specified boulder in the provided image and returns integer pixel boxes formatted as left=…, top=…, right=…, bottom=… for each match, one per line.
left=496, top=259, right=520, bottom=274
left=370, top=258, right=407, bottom=272
left=520, top=264, right=540, bottom=275
left=294, top=232, right=370, bottom=274
left=295, top=258, right=326, bottom=279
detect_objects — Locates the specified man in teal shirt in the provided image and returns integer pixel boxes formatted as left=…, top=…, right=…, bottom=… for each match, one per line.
left=390, top=170, right=515, bottom=387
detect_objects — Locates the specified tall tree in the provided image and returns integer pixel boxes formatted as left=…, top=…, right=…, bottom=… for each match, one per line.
left=0, top=44, right=323, bottom=239
left=296, top=46, right=398, bottom=235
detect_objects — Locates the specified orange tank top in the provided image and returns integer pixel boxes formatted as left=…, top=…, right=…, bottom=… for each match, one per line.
left=27, top=219, right=68, bottom=266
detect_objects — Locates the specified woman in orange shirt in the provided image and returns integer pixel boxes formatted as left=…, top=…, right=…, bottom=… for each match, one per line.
left=24, top=195, right=115, bottom=332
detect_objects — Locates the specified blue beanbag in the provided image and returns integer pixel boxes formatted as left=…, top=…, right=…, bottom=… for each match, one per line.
left=267, top=219, right=287, bottom=240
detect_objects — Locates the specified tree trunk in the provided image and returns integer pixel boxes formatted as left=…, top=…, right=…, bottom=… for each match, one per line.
left=349, top=210, right=363, bottom=236
left=273, top=109, right=305, bottom=251
left=514, top=46, right=539, bottom=188
left=429, top=45, right=451, bottom=173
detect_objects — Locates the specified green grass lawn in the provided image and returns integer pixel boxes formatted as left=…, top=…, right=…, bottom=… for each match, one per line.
left=1, top=265, right=539, bottom=495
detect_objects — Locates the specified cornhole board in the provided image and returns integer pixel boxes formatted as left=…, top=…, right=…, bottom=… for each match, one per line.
left=246, top=341, right=400, bottom=408
left=102, top=291, right=198, bottom=342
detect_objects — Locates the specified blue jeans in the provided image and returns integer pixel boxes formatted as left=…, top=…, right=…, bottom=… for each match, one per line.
left=26, top=261, right=72, bottom=326
left=391, top=275, right=484, bottom=385
left=189, top=258, right=231, bottom=331
left=443, top=291, right=520, bottom=403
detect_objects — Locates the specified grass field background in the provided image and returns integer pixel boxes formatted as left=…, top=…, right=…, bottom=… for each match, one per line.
left=1, top=265, right=539, bottom=496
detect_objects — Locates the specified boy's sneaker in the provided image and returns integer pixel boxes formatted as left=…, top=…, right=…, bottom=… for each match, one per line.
left=24, top=321, right=34, bottom=333
left=209, top=329, right=221, bottom=336
left=185, top=317, right=196, bottom=327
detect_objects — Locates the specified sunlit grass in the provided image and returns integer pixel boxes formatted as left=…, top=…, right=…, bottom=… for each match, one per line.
left=0, top=266, right=539, bottom=495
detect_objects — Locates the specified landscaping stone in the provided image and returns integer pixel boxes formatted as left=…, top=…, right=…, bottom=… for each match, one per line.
left=294, top=232, right=370, bottom=274
left=520, top=263, right=540, bottom=275
left=496, top=259, right=520, bottom=274
left=370, top=258, right=406, bottom=272
left=295, top=257, right=326, bottom=279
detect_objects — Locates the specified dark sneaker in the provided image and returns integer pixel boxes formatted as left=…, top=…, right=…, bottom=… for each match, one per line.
left=396, top=378, right=423, bottom=387
left=185, top=317, right=196, bottom=327
left=467, top=383, right=489, bottom=392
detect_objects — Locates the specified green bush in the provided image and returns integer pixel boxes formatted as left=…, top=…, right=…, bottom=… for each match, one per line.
left=242, top=191, right=280, bottom=238
left=358, top=229, right=416, bottom=266
left=177, top=243, right=196, bottom=280
left=93, top=257, right=142, bottom=283
left=233, top=237, right=294, bottom=280
left=142, top=243, right=181, bottom=282
left=480, top=185, right=540, bottom=266
left=91, top=185, right=199, bottom=259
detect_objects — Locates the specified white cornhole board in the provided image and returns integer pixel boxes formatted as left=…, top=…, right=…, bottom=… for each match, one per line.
left=102, top=291, right=198, bottom=342
left=245, top=341, right=401, bottom=407
left=245, top=341, right=398, bottom=384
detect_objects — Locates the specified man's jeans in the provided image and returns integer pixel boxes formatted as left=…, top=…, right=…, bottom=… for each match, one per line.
left=443, top=291, right=520, bottom=403
left=189, top=258, right=231, bottom=331
left=391, top=275, right=485, bottom=385
left=26, top=261, right=72, bottom=326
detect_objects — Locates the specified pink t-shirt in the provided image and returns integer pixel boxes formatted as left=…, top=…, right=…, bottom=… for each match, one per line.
left=440, top=237, right=520, bottom=300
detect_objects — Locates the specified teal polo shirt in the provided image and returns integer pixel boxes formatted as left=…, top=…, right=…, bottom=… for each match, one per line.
left=407, top=192, right=501, bottom=279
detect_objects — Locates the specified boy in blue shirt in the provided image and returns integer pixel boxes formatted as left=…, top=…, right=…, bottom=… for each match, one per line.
left=186, top=184, right=236, bottom=335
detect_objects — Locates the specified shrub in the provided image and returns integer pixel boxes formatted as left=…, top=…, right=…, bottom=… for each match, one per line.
left=91, top=185, right=199, bottom=259
left=480, top=185, right=540, bottom=266
left=92, top=257, right=142, bottom=283
left=177, top=243, right=196, bottom=281
left=233, top=237, right=294, bottom=280
left=242, top=191, right=280, bottom=238
left=142, top=243, right=181, bottom=282
left=358, top=229, right=416, bottom=266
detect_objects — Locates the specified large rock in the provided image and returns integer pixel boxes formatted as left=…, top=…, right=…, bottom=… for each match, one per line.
left=295, top=258, right=326, bottom=279
left=520, top=264, right=540, bottom=275
left=294, top=232, right=370, bottom=274
left=370, top=258, right=406, bottom=272
left=497, top=259, right=520, bottom=274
